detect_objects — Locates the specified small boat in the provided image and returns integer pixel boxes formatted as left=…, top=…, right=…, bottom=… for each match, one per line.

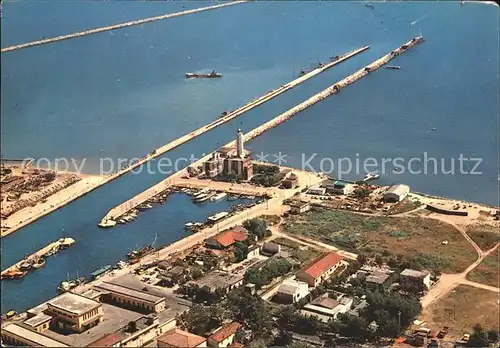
left=363, top=172, right=380, bottom=181
left=210, top=192, right=227, bottom=201
left=246, top=196, right=255, bottom=200
left=385, top=65, right=401, bottom=70
left=137, top=203, right=153, bottom=211
left=185, top=222, right=194, bottom=228
left=32, top=257, right=46, bottom=269
left=58, top=276, right=86, bottom=293
left=186, top=70, right=222, bottom=78
left=365, top=3, right=374, bottom=9
left=19, top=260, right=34, bottom=271
left=430, top=127, right=437, bottom=131
left=118, top=219, right=127, bottom=224
left=195, top=192, right=216, bottom=203
left=6, top=310, right=17, bottom=319
left=91, top=265, right=112, bottom=279
left=115, top=260, right=127, bottom=269
left=192, top=188, right=210, bottom=199
left=98, top=219, right=116, bottom=228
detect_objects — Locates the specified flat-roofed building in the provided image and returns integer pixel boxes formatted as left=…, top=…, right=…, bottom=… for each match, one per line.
left=157, top=328, right=207, bottom=348
left=301, top=294, right=353, bottom=322
left=288, top=201, right=311, bottom=214
left=296, top=252, right=343, bottom=287
left=400, top=269, right=431, bottom=292
left=47, top=292, right=103, bottom=333
left=86, top=333, right=122, bottom=347
left=1, top=323, right=69, bottom=347
left=275, top=280, right=309, bottom=304
left=188, top=271, right=244, bottom=294
left=94, top=281, right=166, bottom=313
left=23, top=313, right=52, bottom=333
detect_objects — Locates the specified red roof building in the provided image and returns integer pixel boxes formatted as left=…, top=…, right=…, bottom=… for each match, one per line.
left=207, top=322, right=242, bottom=348
left=296, top=252, right=343, bottom=287
left=205, top=227, right=248, bottom=249
left=157, top=328, right=207, bottom=348
left=86, top=333, right=122, bottom=347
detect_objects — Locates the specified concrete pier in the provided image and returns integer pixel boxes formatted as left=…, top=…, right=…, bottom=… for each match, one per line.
left=1, top=2, right=247, bottom=53
left=1, top=238, right=75, bottom=278
left=99, top=37, right=423, bottom=225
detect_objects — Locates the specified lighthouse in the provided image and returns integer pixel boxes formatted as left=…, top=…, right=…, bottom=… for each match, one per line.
left=236, top=129, right=244, bottom=158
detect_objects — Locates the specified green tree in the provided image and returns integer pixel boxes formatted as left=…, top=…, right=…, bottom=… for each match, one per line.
left=243, top=218, right=268, bottom=240
left=467, top=324, right=489, bottom=347
left=234, top=242, right=249, bottom=262
left=181, top=304, right=221, bottom=335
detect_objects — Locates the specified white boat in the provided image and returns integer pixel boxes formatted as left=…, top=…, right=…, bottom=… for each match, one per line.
left=363, top=172, right=380, bottom=181
left=98, top=219, right=116, bottom=228
left=210, top=192, right=227, bottom=201
left=195, top=192, right=215, bottom=203
left=185, top=222, right=194, bottom=228
left=193, top=188, right=210, bottom=199
left=207, top=211, right=229, bottom=222
left=246, top=195, right=255, bottom=200
left=116, top=260, right=127, bottom=269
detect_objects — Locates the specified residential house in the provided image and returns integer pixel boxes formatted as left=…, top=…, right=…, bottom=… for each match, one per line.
left=205, top=227, right=248, bottom=250
left=157, top=328, right=207, bottom=348
left=400, top=269, right=431, bottom=292
left=207, top=322, right=242, bottom=348
left=296, top=252, right=344, bottom=287
left=301, top=293, right=353, bottom=322
left=288, top=201, right=311, bottom=214
left=274, top=280, right=309, bottom=304
left=260, top=242, right=281, bottom=256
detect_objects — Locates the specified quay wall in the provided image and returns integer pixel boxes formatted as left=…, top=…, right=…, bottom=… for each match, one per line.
left=426, top=205, right=469, bottom=216
left=1, top=2, right=247, bottom=53
left=100, top=37, right=423, bottom=223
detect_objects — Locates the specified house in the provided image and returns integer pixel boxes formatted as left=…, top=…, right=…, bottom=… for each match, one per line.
left=301, top=293, right=353, bottom=322
left=260, top=242, right=281, bottom=256
left=400, top=269, right=431, bottom=292
left=207, top=322, right=242, bottom=348
left=384, top=184, right=410, bottom=202
left=205, top=227, right=248, bottom=250
left=324, top=180, right=352, bottom=195
left=307, top=187, right=326, bottom=196
left=288, top=201, right=311, bottom=214
left=157, top=328, right=207, bottom=348
left=86, top=333, right=122, bottom=347
left=188, top=271, right=244, bottom=294
left=274, top=280, right=309, bottom=304
left=158, top=266, right=188, bottom=286
left=282, top=174, right=299, bottom=189
left=365, top=271, right=391, bottom=289
left=296, top=252, right=343, bottom=287
left=246, top=245, right=260, bottom=260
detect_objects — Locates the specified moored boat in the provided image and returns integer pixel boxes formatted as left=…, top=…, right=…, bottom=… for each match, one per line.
left=32, top=257, right=46, bottom=269
left=91, top=265, right=112, bottom=279
left=186, top=70, right=222, bottom=78
left=363, top=172, right=380, bottom=181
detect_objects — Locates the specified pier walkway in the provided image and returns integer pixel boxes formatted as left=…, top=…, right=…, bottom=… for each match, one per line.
left=1, top=2, right=246, bottom=53
left=100, top=37, right=423, bottom=224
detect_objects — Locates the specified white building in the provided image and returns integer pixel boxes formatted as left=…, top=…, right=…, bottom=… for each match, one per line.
left=275, top=280, right=310, bottom=304
left=289, top=201, right=311, bottom=214
left=301, top=294, right=353, bottom=322
left=307, top=187, right=326, bottom=196
left=236, top=129, right=244, bottom=159
left=384, top=184, right=410, bottom=202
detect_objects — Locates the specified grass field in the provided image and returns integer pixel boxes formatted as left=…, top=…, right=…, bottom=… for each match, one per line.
left=271, top=237, right=320, bottom=264
left=466, top=224, right=500, bottom=251
left=467, top=247, right=500, bottom=287
left=420, top=285, right=500, bottom=340
left=282, top=209, right=477, bottom=273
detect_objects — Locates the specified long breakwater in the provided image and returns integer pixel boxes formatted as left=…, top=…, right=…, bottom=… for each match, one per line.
left=1, top=2, right=247, bottom=53
left=100, top=36, right=424, bottom=224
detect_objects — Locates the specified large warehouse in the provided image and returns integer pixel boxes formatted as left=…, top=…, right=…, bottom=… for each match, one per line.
left=384, top=184, right=410, bottom=202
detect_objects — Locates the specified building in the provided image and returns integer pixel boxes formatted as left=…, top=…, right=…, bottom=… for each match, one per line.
left=296, top=252, right=344, bottom=287
left=46, top=292, right=104, bottom=333
left=275, top=280, right=310, bottom=304
left=324, top=180, right=352, bottom=195
left=1, top=323, right=69, bottom=347
left=207, top=322, right=242, bottom=348
left=23, top=313, right=52, bottom=333
left=94, top=281, right=166, bottom=313
left=86, top=333, right=122, bottom=347
left=400, top=269, right=431, bottom=292
left=260, top=242, right=281, bottom=256
left=157, top=328, right=207, bottom=348
left=307, top=187, right=326, bottom=196
left=188, top=271, right=244, bottom=294
left=282, top=174, right=299, bottom=189
left=218, top=129, right=253, bottom=181
left=236, top=129, right=244, bottom=158
left=384, top=184, right=410, bottom=202
left=288, top=200, right=311, bottom=214
left=301, top=294, right=353, bottom=322
left=365, top=272, right=391, bottom=290
left=246, top=245, right=260, bottom=260
left=204, top=153, right=224, bottom=178
left=205, top=227, right=248, bottom=250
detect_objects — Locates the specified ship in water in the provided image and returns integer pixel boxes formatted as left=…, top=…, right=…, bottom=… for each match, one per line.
left=58, top=274, right=86, bottom=293
left=385, top=65, right=401, bottom=70
left=363, top=172, right=380, bottom=181
left=186, top=70, right=222, bottom=78
left=127, top=234, right=157, bottom=261
left=91, top=265, right=112, bottom=280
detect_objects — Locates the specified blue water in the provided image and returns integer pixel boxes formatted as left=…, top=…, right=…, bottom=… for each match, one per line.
left=1, top=1, right=498, bottom=311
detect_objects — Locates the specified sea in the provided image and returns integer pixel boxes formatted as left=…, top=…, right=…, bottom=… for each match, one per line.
left=1, top=0, right=498, bottom=312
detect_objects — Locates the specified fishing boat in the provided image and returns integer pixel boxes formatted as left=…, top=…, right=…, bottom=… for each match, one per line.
left=127, top=234, right=157, bottom=261
left=31, top=257, right=46, bottom=269
left=58, top=276, right=86, bottom=293
left=210, top=192, right=227, bottom=201
left=385, top=65, right=401, bottom=70
left=137, top=203, right=153, bottom=211
left=186, top=70, right=222, bottom=78
left=185, top=222, right=194, bottom=229
left=18, top=259, right=34, bottom=271
left=192, top=188, right=210, bottom=199
left=91, top=265, right=112, bottom=279
left=363, top=172, right=380, bottom=181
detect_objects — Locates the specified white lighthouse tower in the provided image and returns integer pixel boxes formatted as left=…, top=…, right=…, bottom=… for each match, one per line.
left=236, top=129, right=244, bottom=158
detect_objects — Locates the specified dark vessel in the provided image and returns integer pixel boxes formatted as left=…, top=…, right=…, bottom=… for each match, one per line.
left=186, top=70, right=222, bottom=78
left=385, top=65, right=401, bottom=70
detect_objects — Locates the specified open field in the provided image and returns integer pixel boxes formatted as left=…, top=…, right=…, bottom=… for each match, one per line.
left=467, top=247, right=500, bottom=287
left=420, top=285, right=500, bottom=340
left=282, top=209, right=477, bottom=273
left=466, top=224, right=500, bottom=251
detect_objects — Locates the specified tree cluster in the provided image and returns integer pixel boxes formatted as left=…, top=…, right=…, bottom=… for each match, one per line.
left=467, top=324, right=499, bottom=347
left=243, top=218, right=270, bottom=240
left=176, top=283, right=225, bottom=304
left=244, top=258, right=293, bottom=289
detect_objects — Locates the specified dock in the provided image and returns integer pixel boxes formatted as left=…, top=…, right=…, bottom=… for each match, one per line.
left=1, top=238, right=75, bottom=279
left=1, top=2, right=247, bottom=53
left=99, top=37, right=423, bottom=226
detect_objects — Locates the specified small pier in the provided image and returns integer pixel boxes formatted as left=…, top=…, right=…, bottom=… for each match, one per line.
left=1, top=2, right=247, bottom=53
left=1, top=238, right=75, bottom=280
left=99, top=37, right=424, bottom=226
